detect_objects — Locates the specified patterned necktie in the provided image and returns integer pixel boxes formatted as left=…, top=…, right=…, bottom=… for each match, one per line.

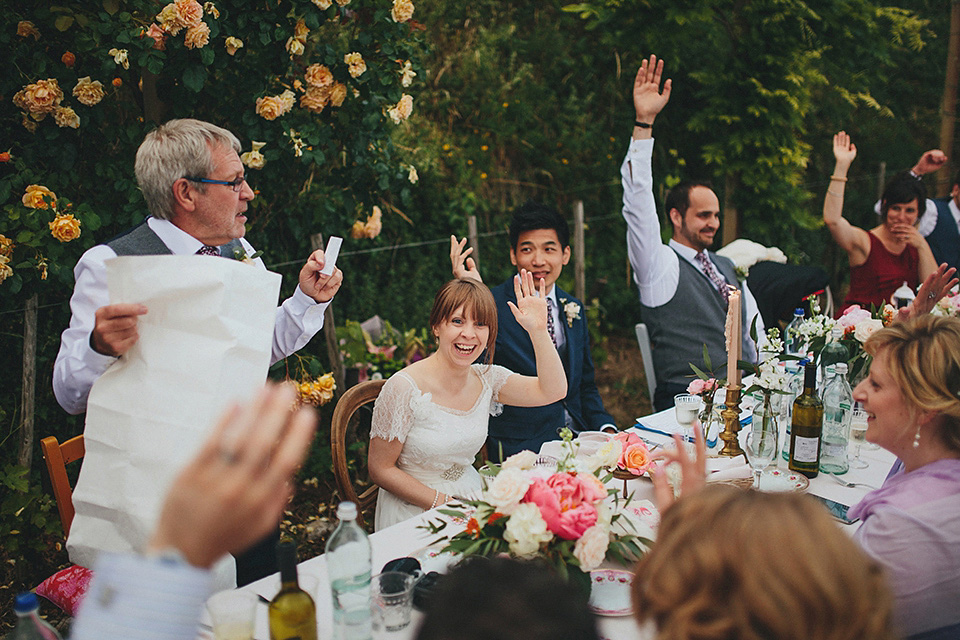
left=196, top=244, right=220, bottom=256
left=695, top=251, right=730, bottom=303
left=546, top=297, right=559, bottom=348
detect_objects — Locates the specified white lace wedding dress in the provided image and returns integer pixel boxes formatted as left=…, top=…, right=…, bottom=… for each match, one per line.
left=371, top=364, right=513, bottom=531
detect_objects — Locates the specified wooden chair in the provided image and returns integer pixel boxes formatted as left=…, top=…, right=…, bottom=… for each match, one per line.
left=40, top=434, right=85, bottom=537
left=331, top=379, right=385, bottom=529
left=634, top=323, right=657, bottom=404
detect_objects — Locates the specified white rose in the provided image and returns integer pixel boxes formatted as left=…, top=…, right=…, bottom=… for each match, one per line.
left=573, top=524, right=610, bottom=571
left=485, top=467, right=532, bottom=514
left=501, top=450, right=536, bottom=471
left=854, top=318, right=884, bottom=343
left=503, top=503, right=553, bottom=558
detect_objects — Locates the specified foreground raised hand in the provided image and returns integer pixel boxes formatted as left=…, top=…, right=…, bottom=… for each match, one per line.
left=146, top=383, right=317, bottom=568
left=899, top=263, right=959, bottom=320
left=649, top=425, right=707, bottom=513
left=507, top=268, right=548, bottom=335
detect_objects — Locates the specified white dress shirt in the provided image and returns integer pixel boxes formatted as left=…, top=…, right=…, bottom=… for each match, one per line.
left=71, top=553, right=212, bottom=640
left=53, top=217, right=329, bottom=414
left=620, top=137, right=763, bottom=354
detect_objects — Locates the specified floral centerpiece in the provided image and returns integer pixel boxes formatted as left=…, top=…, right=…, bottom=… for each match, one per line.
left=422, top=431, right=653, bottom=592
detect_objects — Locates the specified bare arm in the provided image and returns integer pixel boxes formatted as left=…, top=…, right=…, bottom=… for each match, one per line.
left=823, top=131, right=871, bottom=266
left=495, top=270, right=567, bottom=407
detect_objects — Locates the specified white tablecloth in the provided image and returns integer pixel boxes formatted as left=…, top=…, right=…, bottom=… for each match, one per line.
left=201, top=400, right=894, bottom=640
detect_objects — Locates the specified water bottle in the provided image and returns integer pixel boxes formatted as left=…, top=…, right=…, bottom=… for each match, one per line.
left=783, top=308, right=806, bottom=356
left=781, top=358, right=808, bottom=461
left=820, top=363, right=853, bottom=475
left=819, top=325, right=848, bottom=388
left=326, top=501, right=372, bottom=640
left=11, top=593, right=63, bottom=640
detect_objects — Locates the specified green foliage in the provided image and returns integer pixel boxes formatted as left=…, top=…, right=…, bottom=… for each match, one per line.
left=0, top=464, right=61, bottom=557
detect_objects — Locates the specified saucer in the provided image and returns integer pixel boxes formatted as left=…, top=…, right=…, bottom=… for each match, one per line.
left=588, top=569, right=634, bottom=617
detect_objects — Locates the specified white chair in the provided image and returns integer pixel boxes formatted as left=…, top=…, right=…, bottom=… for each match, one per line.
left=634, top=323, right=657, bottom=404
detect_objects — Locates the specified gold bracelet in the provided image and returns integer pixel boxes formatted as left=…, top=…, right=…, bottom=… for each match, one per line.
left=829, top=176, right=848, bottom=182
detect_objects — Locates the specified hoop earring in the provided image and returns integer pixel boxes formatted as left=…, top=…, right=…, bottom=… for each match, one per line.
left=913, top=425, right=922, bottom=449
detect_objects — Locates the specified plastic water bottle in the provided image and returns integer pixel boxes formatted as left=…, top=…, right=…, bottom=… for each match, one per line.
left=820, top=363, right=853, bottom=475
left=326, top=501, right=372, bottom=640
left=819, top=326, right=848, bottom=388
left=11, top=593, right=63, bottom=640
left=784, top=308, right=806, bottom=356
left=781, top=358, right=808, bottom=461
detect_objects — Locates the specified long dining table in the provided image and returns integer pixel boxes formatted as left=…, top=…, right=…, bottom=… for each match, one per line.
left=199, top=399, right=895, bottom=640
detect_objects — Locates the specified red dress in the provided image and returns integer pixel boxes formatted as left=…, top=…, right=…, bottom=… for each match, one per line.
left=840, top=231, right=919, bottom=315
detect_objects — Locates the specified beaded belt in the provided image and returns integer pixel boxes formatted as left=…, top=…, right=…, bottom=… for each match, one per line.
left=441, top=464, right=466, bottom=481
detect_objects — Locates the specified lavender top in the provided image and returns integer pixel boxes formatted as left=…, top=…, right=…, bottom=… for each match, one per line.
left=850, top=458, right=960, bottom=636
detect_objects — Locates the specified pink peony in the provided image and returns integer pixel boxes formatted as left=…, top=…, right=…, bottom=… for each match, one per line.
left=523, top=474, right=601, bottom=540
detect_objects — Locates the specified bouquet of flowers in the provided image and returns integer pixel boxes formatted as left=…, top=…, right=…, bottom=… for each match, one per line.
left=422, top=432, right=653, bottom=591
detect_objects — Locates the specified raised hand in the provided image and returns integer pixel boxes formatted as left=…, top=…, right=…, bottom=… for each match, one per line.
left=450, top=235, right=483, bottom=283
left=506, top=268, right=547, bottom=336
left=911, top=149, right=948, bottom=176
left=649, top=427, right=707, bottom=513
left=832, top=131, right=857, bottom=171
left=298, top=248, right=344, bottom=303
left=633, top=54, right=672, bottom=123
left=900, top=263, right=959, bottom=320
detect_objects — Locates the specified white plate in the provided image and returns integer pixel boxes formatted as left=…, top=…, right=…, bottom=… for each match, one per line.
left=588, top=569, right=634, bottom=617
left=760, top=469, right=810, bottom=492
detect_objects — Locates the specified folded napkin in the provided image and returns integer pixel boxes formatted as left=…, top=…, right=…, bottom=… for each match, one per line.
left=706, top=456, right=752, bottom=482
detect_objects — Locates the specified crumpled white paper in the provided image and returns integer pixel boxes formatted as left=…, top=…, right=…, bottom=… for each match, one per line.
left=68, top=255, right=281, bottom=589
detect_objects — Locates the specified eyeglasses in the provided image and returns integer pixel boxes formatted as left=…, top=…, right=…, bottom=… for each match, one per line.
left=184, top=174, right=248, bottom=192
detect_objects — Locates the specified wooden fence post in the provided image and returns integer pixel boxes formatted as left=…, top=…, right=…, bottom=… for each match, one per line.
left=310, top=234, right=346, bottom=397
left=573, top=201, right=585, bottom=302
left=467, top=215, right=479, bottom=270
left=18, top=293, right=38, bottom=470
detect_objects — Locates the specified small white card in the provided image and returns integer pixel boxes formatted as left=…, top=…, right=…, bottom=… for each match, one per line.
left=320, top=236, right=343, bottom=275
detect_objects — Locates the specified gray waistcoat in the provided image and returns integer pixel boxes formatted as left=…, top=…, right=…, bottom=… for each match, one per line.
left=640, top=250, right=747, bottom=390
left=107, top=220, right=243, bottom=257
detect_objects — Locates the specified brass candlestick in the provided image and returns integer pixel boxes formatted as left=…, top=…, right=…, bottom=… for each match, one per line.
left=718, top=384, right=745, bottom=457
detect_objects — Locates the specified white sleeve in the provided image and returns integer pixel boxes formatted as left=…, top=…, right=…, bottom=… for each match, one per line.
left=370, top=374, right=417, bottom=443
left=742, top=280, right=765, bottom=359
left=53, top=245, right=122, bottom=415
left=70, top=553, right=213, bottom=640
left=621, top=137, right=680, bottom=307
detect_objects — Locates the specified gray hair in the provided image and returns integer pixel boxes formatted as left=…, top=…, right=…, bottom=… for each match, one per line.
left=134, top=119, right=241, bottom=221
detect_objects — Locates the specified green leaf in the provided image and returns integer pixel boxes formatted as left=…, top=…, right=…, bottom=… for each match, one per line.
left=183, top=66, right=207, bottom=92
left=54, top=16, right=75, bottom=31
left=16, top=230, right=34, bottom=243
left=102, top=0, right=119, bottom=15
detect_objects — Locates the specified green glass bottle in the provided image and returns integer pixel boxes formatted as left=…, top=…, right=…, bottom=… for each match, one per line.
left=789, top=362, right=823, bottom=478
left=269, top=539, right=318, bottom=640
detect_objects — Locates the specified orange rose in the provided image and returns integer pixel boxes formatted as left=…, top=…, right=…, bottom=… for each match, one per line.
left=299, top=86, right=331, bottom=113
left=621, top=443, right=651, bottom=475
left=350, top=220, right=366, bottom=239
left=329, top=82, right=347, bottom=107
left=0, top=152, right=11, bottom=163
left=49, top=213, right=82, bottom=243
left=73, top=77, right=106, bottom=106
left=62, top=51, right=76, bottom=67
left=305, top=64, right=334, bottom=88
left=112, top=77, right=123, bottom=87
left=22, top=184, right=57, bottom=209
left=13, top=79, right=63, bottom=116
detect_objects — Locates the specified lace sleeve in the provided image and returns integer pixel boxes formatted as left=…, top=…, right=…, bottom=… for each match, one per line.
left=370, top=373, right=417, bottom=442
left=478, top=364, right=516, bottom=417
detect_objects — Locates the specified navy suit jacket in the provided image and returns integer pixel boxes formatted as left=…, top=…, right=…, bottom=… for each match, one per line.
left=926, top=197, right=960, bottom=272
left=487, top=277, right=614, bottom=459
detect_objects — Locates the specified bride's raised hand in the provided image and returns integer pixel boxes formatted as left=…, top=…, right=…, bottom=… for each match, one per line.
left=506, top=268, right=548, bottom=335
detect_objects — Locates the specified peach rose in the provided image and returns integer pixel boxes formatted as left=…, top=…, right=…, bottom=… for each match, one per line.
left=174, top=0, right=204, bottom=28
left=329, top=82, right=347, bottom=107
left=350, top=220, right=366, bottom=239
left=256, top=94, right=292, bottom=120
left=305, top=64, right=334, bottom=88
left=157, top=3, right=181, bottom=34
left=344, top=52, right=366, bottom=78
left=49, top=213, right=82, bottom=242
left=22, top=185, right=57, bottom=209
left=335, top=0, right=350, bottom=5
left=73, top=77, right=106, bottom=107
left=17, top=21, right=40, bottom=40
left=620, top=443, right=651, bottom=476
left=14, top=79, right=63, bottom=116
left=224, top=36, right=243, bottom=55
left=203, top=1, right=219, bottom=18
left=312, top=0, right=332, bottom=7
left=184, top=22, right=210, bottom=48
left=54, top=106, right=80, bottom=129
left=240, top=141, right=266, bottom=170
left=0, top=234, right=14, bottom=257
left=363, top=206, right=383, bottom=239
left=387, top=94, right=413, bottom=124
left=391, top=0, right=414, bottom=23
left=286, top=37, right=305, bottom=56
left=300, top=86, right=331, bottom=113
left=294, top=18, right=309, bottom=40
left=0, top=254, right=13, bottom=284
left=145, top=23, right=168, bottom=50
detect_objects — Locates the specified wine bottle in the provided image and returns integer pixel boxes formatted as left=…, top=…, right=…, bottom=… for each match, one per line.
left=789, top=362, right=823, bottom=478
left=269, top=539, right=318, bottom=640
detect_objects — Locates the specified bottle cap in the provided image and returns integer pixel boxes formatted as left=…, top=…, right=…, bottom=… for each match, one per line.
left=337, top=501, right=358, bottom=521
left=14, top=592, right=38, bottom=614
left=794, top=307, right=804, bottom=316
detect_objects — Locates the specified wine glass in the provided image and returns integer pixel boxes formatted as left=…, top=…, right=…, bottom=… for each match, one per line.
left=848, top=409, right=870, bottom=469
left=745, top=429, right=778, bottom=490
left=673, top=393, right=700, bottom=441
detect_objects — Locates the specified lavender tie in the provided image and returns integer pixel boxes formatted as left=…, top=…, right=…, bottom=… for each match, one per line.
left=695, top=251, right=730, bottom=303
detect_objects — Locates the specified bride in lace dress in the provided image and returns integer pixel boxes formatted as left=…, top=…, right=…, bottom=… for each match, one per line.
left=368, top=271, right=567, bottom=530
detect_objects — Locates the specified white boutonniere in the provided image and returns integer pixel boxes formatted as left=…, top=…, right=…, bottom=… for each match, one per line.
left=560, top=299, right=581, bottom=327
left=231, top=246, right=263, bottom=264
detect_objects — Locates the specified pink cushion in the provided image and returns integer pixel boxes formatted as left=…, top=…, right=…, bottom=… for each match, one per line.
left=36, top=564, right=93, bottom=616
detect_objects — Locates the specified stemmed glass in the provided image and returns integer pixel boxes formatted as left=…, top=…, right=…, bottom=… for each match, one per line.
left=745, top=429, right=778, bottom=490
left=673, top=393, right=700, bottom=441
left=848, top=409, right=870, bottom=469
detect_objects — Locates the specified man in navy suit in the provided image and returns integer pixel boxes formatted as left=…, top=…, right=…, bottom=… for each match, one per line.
left=452, top=202, right=615, bottom=459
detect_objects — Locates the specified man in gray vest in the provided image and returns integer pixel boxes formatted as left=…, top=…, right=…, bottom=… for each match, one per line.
left=53, top=118, right=344, bottom=415
left=621, top=55, right=762, bottom=412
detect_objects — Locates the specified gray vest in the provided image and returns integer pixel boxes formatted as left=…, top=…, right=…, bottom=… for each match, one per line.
left=107, top=220, right=243, bottom=257
left=640, top=250, right=748, bottom=389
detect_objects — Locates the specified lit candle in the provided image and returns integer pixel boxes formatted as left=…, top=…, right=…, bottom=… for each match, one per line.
left=725, top=287, right=742, bottom=387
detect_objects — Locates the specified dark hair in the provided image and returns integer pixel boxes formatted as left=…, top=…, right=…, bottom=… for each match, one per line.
left=416, top=557, right=600, bottom=640
left=880, top=172, right=926, bottom=222
left=664, top=180, right=715, bottom=230
left=428, top=279, right=498, bottom=365
left=508, top=201, right=570, bottom=249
